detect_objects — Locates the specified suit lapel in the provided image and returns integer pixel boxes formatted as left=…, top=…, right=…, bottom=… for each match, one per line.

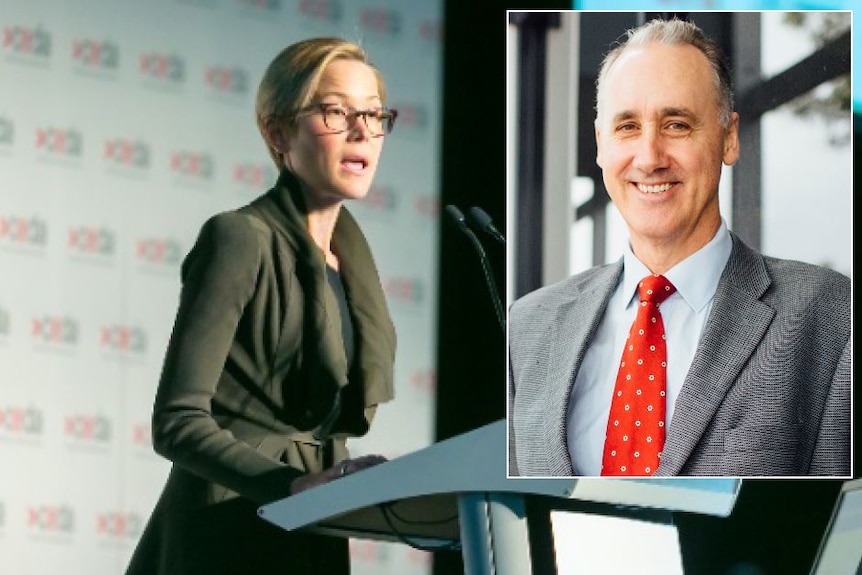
left=656, top=234, right=775, bottom=475
left=544, top=262, right=622, bottom=475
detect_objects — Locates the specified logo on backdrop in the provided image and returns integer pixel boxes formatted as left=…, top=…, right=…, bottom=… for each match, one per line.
left=0, top=307, right=9, bottom=338
left=95, top=511, right=143, bottom=540
left=170, top=150, right=214, bottom=181
left=389, top=102, right=429, bottom=133
left=139, top=51, right=186, bottom=85
left=297, top=0, right=343, bottom=22
left=26, top=504, right=75, bottom=535
left=99, top=324, right=148, bottom=355
left=104, top=137, right=151, bottom=171
left=359, top=184, right=398, bottom=213
left=71, top=38, right=119, bottom=73
left=136, top=236, right=183, bottom=267
left=2, top=25, right=52, bottom=60
left=35, top=126, right=83, bottom=159
left=31, top=314, right=79, bottom=347
left=67, top=225, right=116, bottom=258
left=0, top=215, right=48, bottom=249
left=383, top=277, right=424, bottom=305
left=0, top=405, right=44, bottom=439
left=414, top=195, right=439, bottom=220
left=236, top=0, right=282, bottom=10
left=131, top=422, right=152, bottom=449
left=177, top=0, right=218, bottom=7
left=358, top=7, right=401, bottom=37
left=410, top=369, right=436, bottom=394
left=64, top=413, right=112, bottom=445
left=204, top=65, right=249, bottom=95
left=350, top=539, right=391, bottom=565
left=232, top=162, right=277, bottom=192
left=0, top=115, right=14, bottom=148
left=419, top=18, right=443, bottom=44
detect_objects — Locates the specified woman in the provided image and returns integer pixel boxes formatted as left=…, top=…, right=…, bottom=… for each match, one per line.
left=125, top=37, right=398, bottom=575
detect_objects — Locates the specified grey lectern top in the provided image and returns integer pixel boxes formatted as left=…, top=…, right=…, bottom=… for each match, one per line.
left=258, top=420, right=740, bottom=575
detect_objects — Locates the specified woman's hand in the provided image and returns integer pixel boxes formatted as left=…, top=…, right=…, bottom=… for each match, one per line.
left=289, top=454, right=387, bottom=495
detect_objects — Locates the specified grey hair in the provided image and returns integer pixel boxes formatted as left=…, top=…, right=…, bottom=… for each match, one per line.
left=595, top=18, right=734, bottom=127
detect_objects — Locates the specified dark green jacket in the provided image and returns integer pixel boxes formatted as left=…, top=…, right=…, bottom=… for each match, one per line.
left=126, top=171, right=396, bottom=575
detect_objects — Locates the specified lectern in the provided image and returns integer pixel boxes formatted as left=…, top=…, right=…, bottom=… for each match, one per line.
left=258, top=419, right=740, bottom=575
left=809, top=478, right=862, bottom=574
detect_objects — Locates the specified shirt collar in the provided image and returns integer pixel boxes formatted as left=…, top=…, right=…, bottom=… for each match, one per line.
left=621, top=219, right=732, bottom=312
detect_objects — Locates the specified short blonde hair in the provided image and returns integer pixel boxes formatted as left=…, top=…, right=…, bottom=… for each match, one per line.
left=255, top=37, right=387, bottom=171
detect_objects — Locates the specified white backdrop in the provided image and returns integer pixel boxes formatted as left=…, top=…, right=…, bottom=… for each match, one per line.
left=0, top=1, right=442, bottom=573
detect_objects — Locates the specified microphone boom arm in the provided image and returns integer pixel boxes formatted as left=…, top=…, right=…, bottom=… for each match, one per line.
left=445, top=205, right=505, bottom=334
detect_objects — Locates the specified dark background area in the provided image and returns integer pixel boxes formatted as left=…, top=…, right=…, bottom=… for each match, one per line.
left=435, top=3, right=857, bottom=574
left=435, top=2, right=561, bottom=572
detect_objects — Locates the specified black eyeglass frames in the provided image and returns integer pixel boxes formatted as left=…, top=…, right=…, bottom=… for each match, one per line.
left=294, top=103, right=398, bottom=136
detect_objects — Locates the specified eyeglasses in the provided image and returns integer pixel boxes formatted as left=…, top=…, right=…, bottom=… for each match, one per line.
left=295, top=103, right=398, bottom=136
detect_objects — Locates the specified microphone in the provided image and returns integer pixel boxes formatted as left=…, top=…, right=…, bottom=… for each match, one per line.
left=466, top=206, right=505, bottom=244
left=444, top=204, right=470, bottom=233
left=444, top=204, right=505, bottom=333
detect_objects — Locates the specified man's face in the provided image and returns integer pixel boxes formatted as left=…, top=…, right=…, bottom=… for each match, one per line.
left=595, top=42, right=739, bottom=259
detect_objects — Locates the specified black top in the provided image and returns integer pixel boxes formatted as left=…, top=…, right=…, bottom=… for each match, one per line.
left=326, top=264, right=355, bottom=368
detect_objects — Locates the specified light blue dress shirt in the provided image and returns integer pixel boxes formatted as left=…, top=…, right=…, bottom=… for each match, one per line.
left=566, top=220, right=733, bottom=476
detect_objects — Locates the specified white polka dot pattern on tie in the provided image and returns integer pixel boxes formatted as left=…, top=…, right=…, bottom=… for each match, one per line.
left=601, top=274, right=676, bottom=476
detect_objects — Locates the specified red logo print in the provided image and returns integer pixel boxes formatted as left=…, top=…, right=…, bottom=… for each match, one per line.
left=297, top=0, right=342, bottom=21
left=2, top=25, right=51, bottom=57
left=26, top=505, right=74, bottom=533
left=35, top=126, right=83, bottom=156
left=72, top=38, right=119, bottom=69
left=31, top=315, right=78, bottom=344
left=0, top=215, right=48, bottom=246
left=64, top=414, right=112, bottom=442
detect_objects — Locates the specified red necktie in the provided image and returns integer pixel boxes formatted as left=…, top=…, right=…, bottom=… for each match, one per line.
left=601, top=274, right=676, bottom=476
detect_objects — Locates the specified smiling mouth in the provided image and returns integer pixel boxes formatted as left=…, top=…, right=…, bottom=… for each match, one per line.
left=636, top=182, right=673, bottom=194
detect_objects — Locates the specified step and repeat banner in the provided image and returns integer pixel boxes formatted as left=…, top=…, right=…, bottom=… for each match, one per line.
left=0, top=1, right=441, bottom=574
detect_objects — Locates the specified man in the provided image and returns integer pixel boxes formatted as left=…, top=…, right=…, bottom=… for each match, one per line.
left=508, top=18, right=850, bottom=477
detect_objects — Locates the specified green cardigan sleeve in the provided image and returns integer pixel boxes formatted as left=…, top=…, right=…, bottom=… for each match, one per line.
left=152, top=211, right=302, bottom=503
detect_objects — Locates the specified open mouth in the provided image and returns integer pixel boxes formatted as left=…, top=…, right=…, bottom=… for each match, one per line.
left=342, top=156, right=368, bottom=174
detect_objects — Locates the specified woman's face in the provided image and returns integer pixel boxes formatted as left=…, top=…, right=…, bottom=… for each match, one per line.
left=284, top=59, right=385, bottom=208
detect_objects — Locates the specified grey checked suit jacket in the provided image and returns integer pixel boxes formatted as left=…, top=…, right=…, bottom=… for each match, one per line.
left=508, top=233, right=850, bottom=477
